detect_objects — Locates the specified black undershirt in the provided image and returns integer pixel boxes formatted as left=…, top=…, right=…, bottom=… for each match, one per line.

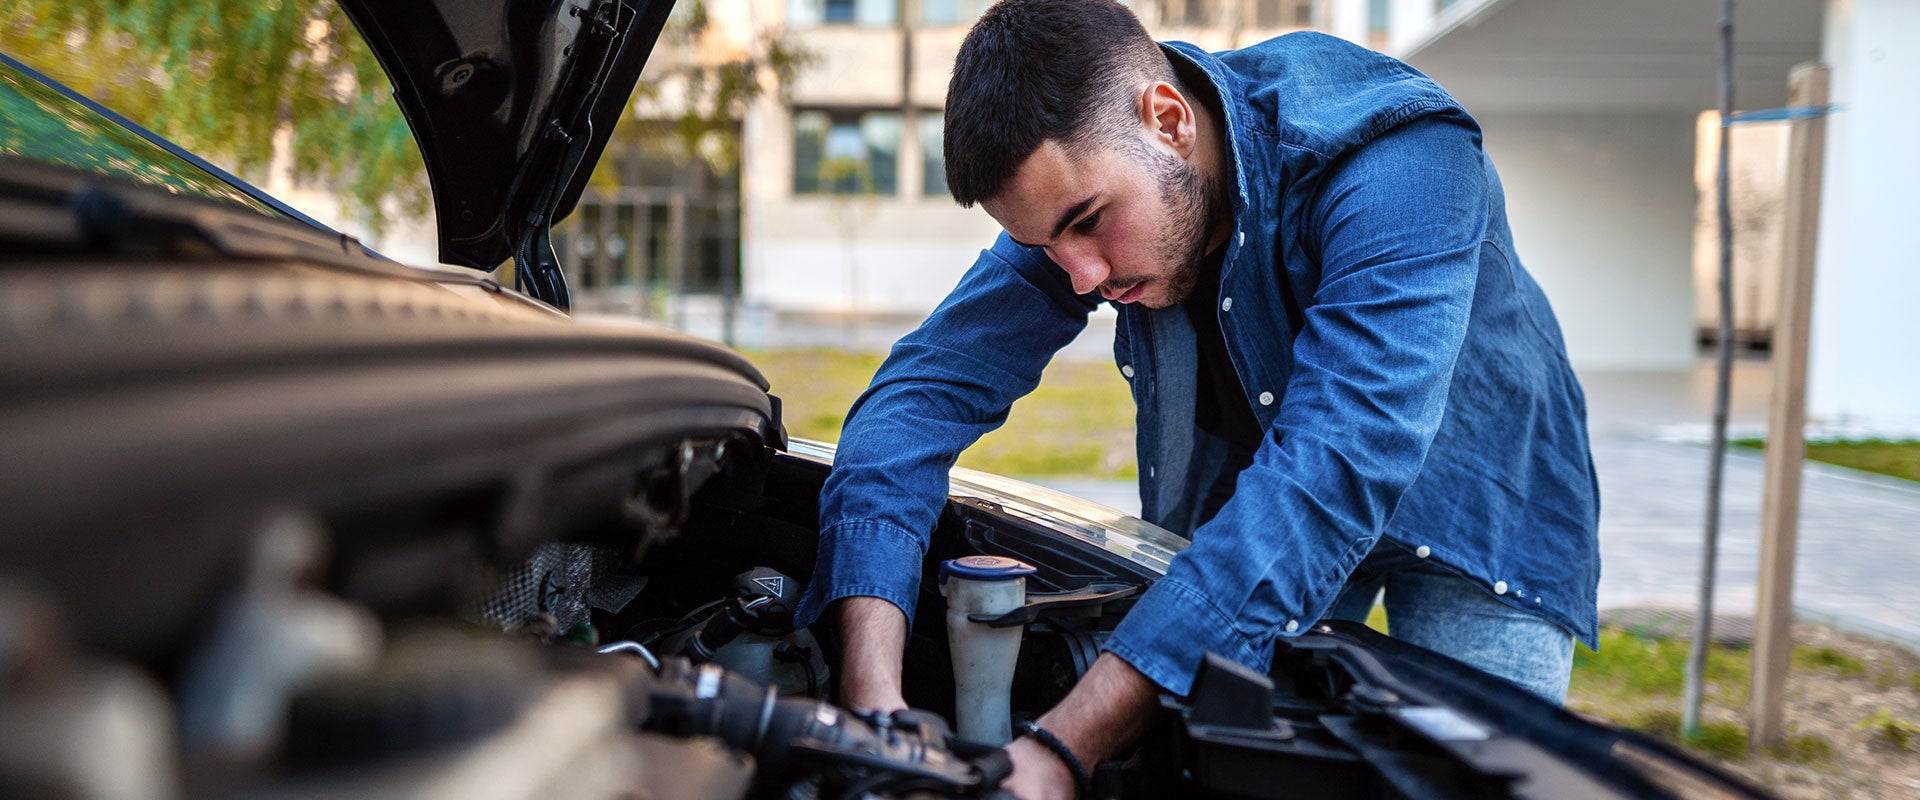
left=1183, top=247, right=1263, bottom=449
left=1182, top=247, right=1263, bottom=525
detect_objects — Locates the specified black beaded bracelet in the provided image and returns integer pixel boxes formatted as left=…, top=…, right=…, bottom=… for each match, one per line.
left=1016, top=719, right=1092, bottom=798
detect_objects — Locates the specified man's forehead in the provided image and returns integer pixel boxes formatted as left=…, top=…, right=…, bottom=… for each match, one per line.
left=984, top=141, right=1095, bottom=244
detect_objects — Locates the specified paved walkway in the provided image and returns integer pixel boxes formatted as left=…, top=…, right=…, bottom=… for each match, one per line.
left=1036, top=359, right=1920, bottom=647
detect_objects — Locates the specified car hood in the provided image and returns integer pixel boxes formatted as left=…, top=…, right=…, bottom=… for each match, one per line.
left=337, top=0, right=672, bottom=271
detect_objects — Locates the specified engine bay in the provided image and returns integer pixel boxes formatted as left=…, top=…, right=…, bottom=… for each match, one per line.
left=0, top=438, right=1763, bottom=800
left=0, top=439, right=1155, bottom=800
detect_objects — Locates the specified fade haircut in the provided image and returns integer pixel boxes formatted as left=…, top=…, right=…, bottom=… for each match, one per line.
left=943, top=0, right=1175, bottom=207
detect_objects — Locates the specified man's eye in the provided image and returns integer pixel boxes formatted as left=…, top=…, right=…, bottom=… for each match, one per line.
left=1074, top=211, right=1102, bottom=234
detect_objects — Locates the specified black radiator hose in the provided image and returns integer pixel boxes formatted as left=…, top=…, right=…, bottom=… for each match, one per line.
left=637, top=657, right=1010, bottom=797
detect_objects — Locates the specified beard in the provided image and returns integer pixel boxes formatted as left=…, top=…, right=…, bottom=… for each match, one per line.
left=1117, top=138, right=1227, bottom=307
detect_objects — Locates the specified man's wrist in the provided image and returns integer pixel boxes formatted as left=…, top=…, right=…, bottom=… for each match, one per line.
left=834, top=595, right=909, bottom=710
left=1032, top=653, right=1160, bottom=768
left=1017, top=720, right=1092, bottom=797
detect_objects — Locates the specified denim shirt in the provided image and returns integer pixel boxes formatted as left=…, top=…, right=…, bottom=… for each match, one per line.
left=794, top=32, right=1600, bottom=697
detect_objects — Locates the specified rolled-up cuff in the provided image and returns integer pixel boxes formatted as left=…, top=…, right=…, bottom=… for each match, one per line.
left=794, top=520, right=927, bottom=629
left=1102, top=578, right=1273, bottom=697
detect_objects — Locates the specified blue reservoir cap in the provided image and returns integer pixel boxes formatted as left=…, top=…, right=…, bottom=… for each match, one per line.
left=940, top=555, right=1037, bottom=582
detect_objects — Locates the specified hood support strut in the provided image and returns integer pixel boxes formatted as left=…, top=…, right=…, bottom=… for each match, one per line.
left=504, top=0, right=635, bottom=312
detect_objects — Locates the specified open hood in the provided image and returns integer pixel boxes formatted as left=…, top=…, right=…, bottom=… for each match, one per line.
left=337, top=0, right=673, bottom=308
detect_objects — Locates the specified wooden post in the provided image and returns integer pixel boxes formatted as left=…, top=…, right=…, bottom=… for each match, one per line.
left=1750, top=61, right=1830, bottom=750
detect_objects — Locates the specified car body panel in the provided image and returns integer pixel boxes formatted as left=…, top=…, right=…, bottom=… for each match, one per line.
left=335, top=0, right=673, bottom=270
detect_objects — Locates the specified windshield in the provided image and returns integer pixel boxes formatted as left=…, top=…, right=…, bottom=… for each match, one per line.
left=0, top=54, right=276, bottom=214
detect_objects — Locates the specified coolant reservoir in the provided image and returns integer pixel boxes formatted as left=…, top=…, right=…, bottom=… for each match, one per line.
left=940, top=555, right=1035, bottom=745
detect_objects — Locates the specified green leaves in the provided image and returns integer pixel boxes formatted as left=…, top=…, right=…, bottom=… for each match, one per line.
left=1, top=1, right=812, bottom=239
left=1, top=0, right=422, bottom=233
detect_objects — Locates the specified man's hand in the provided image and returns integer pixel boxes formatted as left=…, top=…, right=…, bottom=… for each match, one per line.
left=1002, top=736, right=1076, bottom=800
left=1000, top=653, right=1160, bottom=799
left=834, top=596, right=909, bottom=711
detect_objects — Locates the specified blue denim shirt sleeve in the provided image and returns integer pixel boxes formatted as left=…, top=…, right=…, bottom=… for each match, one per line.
left=794, top=233, right=1098, bottom=628
left=1105, top=116, right=1487, bottom=696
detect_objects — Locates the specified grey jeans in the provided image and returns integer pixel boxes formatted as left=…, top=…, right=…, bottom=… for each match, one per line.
left=1323, top=541, right=1576, bottom=704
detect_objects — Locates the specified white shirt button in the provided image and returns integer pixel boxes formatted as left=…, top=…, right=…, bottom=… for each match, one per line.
left=1415, top=545, right=1431, bottom=558
left=1148, top=466, right=1156, bottom=478
left=1493, top=581, right=1509, bottom=595
left=1120, top=364, right=1135, bottom=378
left=1221, top=297, right=1233, bottom=312
left=1236, top=231, right=1245, bottom=247
left=1258, top=391, right=1274, bottom=406
left=1284, top=619, right=1299, bottom=633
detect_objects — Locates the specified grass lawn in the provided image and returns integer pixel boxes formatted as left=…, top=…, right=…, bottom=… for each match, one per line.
left=1552, top=622, right=1920, bottom=797
left=1732, top=438, right=1920, bottom=483
left=743, top=348, right=1138, bottom=480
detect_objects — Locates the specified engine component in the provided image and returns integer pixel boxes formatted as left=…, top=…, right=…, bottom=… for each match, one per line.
left=965, top=582, right=1140, bottom=629
left=940, top=556, right=1035, bottom=745
left=598, top=640, right=662, bottom=671
left=242, top=628, right=699, bottom=800
left=684, top=567, right=799, bottom=663
left=474, top=542, right=616, bottom=635
left=665, top=567, right=828, bottom=696
left=175, top=511, right=381, bottom=758
left=640, top=658, right=1008, bottom=797
left=0, top=584, right=178, bottom=800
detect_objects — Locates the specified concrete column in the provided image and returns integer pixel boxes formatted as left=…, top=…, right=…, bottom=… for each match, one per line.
left=1810, top=0, right=1920, bottom=432
left=1328, top=0, right=1370, bottom=45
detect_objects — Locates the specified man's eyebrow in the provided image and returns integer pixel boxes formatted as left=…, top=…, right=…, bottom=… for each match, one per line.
left=1049, top=196, right=1097, bottom=241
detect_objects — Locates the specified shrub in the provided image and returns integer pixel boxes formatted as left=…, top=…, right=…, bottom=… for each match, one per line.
left=1854, top=708, right=1919, bottom=750
left=1792, top=645, right=1868, bottom=677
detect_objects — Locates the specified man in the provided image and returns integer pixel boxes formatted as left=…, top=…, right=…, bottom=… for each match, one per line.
left=794, top=0, right=1601, bottom=797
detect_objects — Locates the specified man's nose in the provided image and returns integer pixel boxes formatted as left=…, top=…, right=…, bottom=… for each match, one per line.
left=1048, top=243, right=1110, bottom=295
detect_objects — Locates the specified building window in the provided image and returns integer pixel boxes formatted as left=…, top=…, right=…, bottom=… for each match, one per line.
left=923, top=0, right=991, bottom=25
left=920, top=112, right=948, bottom=197
left=794, top=109, right=901, bottom=195
left=788, top=0, right=896, bottom=27
left=1253, top=0, right=1314, bottom=28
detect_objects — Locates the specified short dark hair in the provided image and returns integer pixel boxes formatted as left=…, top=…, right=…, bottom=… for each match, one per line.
left=943, top=0, right=1174, bottom=206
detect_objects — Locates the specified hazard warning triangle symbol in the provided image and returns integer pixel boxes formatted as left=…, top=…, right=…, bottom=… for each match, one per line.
left=753, top=576, right=786, bottom=596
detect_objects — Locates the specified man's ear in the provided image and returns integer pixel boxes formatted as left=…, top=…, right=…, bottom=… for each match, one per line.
left=1140, top=81, right=1196, bottom=158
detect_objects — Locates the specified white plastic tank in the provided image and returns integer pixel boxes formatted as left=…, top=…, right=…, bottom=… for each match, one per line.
left=939, top=555, right=1035, bottom=745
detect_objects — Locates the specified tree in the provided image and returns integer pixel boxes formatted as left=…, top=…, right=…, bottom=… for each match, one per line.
left=1, top=1, right=809, bottom=238
left=1, top=0, right=423, bottom=232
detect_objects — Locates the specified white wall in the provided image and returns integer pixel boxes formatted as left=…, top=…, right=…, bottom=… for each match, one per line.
left=1809, top=0, right=1920, bottom=431
left=1690, top=114, right=1790, bottom=339
left=1477, top=112, right=1700, bottom=371
left=746, top=195, right=1003, bottom=313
